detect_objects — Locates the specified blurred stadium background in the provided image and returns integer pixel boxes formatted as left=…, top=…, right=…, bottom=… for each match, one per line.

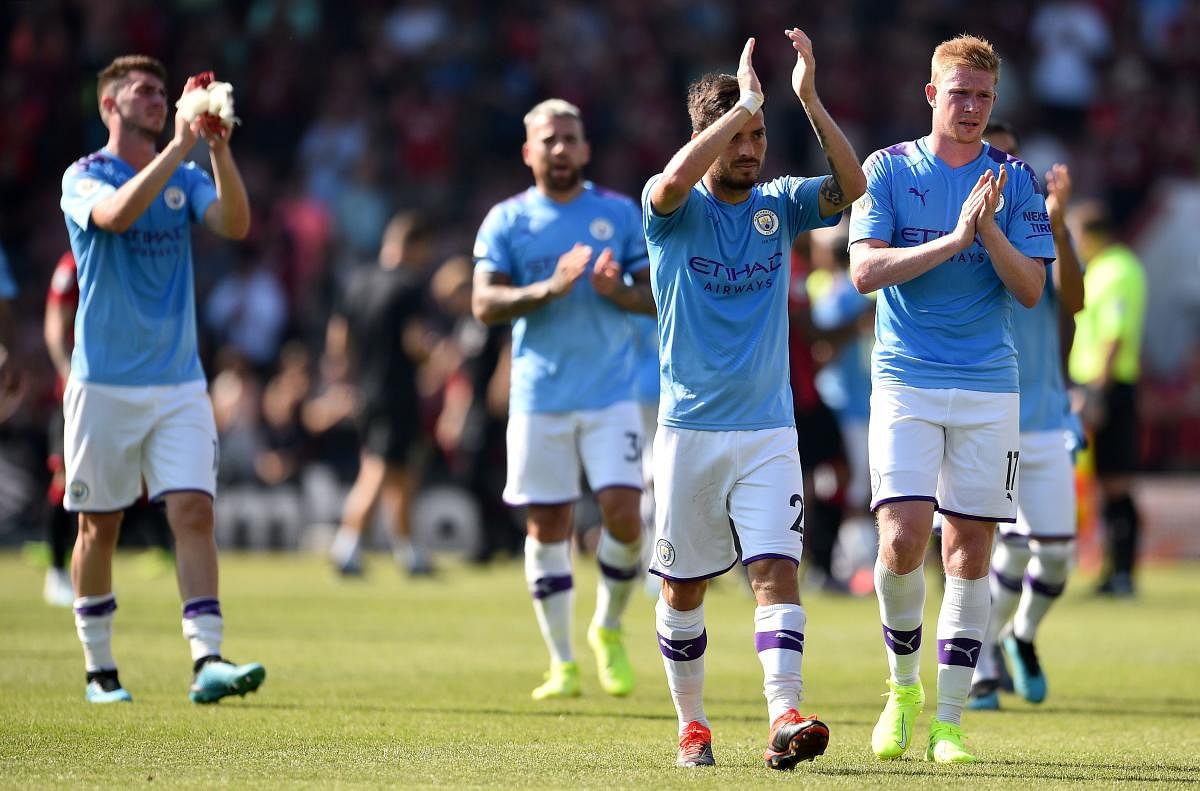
left=0, top=0, right=1198, bottom=565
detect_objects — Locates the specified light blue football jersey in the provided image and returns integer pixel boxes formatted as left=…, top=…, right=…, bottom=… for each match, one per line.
left=1014, top=269, right=1070, bottom=431
left=632, top=314, right=659, bottom=406
left=61, top=149, right=217, bottom=386
left=474, top=182, right=649, bottom=414
left=0, top=244, right=16, bottom=299
left=643, top=175, right=838, bottom=430
left=848, top=138, right=1055, bottom=392
left=811, top=273, right=873, bottom=421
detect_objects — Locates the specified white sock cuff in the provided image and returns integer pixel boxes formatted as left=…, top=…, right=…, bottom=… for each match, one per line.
left=597, top=529, right=642, bottom=574
left=944, top=574, right=990, bottom=609
left=754, top=602, right=805, bottom=631
left=875, top=558, right=924, bottom=595
left=655, top=596, right=704, bottom=635
left=525, top=536, right=572, bottom=577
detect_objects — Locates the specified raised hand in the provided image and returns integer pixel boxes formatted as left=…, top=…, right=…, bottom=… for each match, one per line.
left=1044, top=164, right=1071, bottom=228
left=952, top=171, right=991, bottom=249
left=976, top=164, right=1008, bottom=233
left=785, top=27, right=817, bottom=102
left=589, top=247, right=623, bottom=297
left=548, top=243, right=592, bottom=297
left=737, top=37, right=763, bottom=101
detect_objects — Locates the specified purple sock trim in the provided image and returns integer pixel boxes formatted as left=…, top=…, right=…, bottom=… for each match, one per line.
left=1024, top=573, right=1066, bottom=598
left=937, top=637, right=983, bottom=668
left=182, top=597, right=222, bottom=619
left=74, top=595, right=117, bottom=618
left=755, top=628, right=805, bottom=653
left=992, top=567, right=1023, bottom=593
left=598, top=560, right=639, bottom=581
left=883, top=624, right=921, bottom=655
left=657, top=630, right=707, bottom=661
left=530, top=574, right=573, bottom=599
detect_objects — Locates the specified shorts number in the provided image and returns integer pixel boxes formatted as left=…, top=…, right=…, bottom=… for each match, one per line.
left=623, top=431, right=641, bottom=463
left=789, top=493, right=805, bottom=534
left=1004, top=450, right=1020, bottom=492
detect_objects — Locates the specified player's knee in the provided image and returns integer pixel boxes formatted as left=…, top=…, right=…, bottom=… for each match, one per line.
left=1030, top=538, right=1074, bottom=570
left=166, top=493, right=215, bottom=536
left=746, top=559, right=800, bottom=605
left=77, top=514, right=121, bottom=548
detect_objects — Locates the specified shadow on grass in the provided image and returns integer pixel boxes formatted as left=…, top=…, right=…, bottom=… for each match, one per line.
left=813, top=759, right=1200, bottom=783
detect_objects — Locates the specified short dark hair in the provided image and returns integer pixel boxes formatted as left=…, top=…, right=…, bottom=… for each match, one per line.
left=984, top=119, right=1020, bottom=149
left=686, top=72, right=740, bottom=134
left=97, top=55, right=167, bottom=101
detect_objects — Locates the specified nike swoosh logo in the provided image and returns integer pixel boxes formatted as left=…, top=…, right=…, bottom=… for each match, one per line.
left=897, top=713, right=908, bottom=748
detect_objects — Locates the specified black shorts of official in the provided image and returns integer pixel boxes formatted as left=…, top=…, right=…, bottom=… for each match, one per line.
left=356, top=406, right=421, bottom=466
left=795, top=399, right=844, bottom=470
left=1093, top=382, right=1139, bottom=476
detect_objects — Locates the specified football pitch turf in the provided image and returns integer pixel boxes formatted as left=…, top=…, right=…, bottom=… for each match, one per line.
left=2, top=552, right=1197, bottom=789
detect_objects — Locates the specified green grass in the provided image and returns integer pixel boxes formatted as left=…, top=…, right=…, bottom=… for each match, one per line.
left=2, top=552, right=1198, bottom=789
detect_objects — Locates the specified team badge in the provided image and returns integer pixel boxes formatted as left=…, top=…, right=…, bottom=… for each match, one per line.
left=75, top=178, right=102, bottom=197
left=752, top=208, right=779, bottom=236
left=656, top=539, right=676, bottom=567
left=164, top=186, right=187, bottom=210
left=69, top=480, right=90, bottom=502
left=853, top=192, right=873, bottom=215
left=589, top=217, right=615, bottom=241
left=994, top=192, right=1005, bottom=213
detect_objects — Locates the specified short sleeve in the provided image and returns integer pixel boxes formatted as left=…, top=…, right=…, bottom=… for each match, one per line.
left=783, top=175, right=840, bottom=234
left=46, top=252, right=78, bottom=306
left=642, top=174, right=695, bottom=243
left=1003, top=162, right=1056, bottom=261
left=621, top=198, right=650, bottom=275
left=848, top=151, right=895, bottom=246
left=473, top=205, right=513, bottom=276
left=185, top=165, right=218, bottom=224
left=61, top=162, right=117, bottom=230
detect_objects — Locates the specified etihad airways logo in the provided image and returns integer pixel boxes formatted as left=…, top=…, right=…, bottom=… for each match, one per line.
left=688, top=251, right=783, bottom=296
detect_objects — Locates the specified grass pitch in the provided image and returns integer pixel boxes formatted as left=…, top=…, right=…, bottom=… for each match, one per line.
left=2, top=551, right=1198, bottom=789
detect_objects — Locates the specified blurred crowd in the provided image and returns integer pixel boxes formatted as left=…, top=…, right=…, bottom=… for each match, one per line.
left=2, top=0, right=1199, bottom=547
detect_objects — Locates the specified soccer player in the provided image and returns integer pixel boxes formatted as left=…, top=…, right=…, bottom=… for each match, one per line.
left=1067, top=202, right=1147, bottom=598
left=60, top=55, right=264, bottom=704
left=966, top=123, right=1085, bottom=710
left=326, top=211, right=435, bottom=577
left=472, top=98, right=655, bottom=700
left=848, top=35, right=1053, bottom=762
left=644, top=30, right=864, bottom=770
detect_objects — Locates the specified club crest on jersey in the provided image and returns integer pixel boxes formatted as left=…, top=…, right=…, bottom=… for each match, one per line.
left=164, top=186, right=187, bottom=210
left=752, top=209, right=779, bottom=236
left=69, top=480, right=90, bottom=502
left=994, top=192, right=1005, bottom=213
left=854, top=192, right=873, bottom=215
left=656, top=539, right=676, bottom=567
left=589, top=217, right=615, bottom=241
left=75, top=178, right=102, bottom=198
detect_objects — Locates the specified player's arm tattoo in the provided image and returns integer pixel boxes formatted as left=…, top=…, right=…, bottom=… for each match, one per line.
left=802, top=100, right=864, bottom=213
left=819, top=167, right=847, bottom=208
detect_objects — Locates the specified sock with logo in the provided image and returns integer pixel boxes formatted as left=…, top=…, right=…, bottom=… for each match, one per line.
left=754, top=603, right=806, bottom=724
left=1014, top=539, right=1072, bottom=641
left=936, top=574, right=989, bottom=725
left=593, top=529, right=641, bottom=631
left=875, top=559, right=925, bottom=685
left=656, top=596, right=708, bottom=731
left=74, top=593, right=118, bottom=672
left=182, top=597, right=224, bottom=662
left=525, top=537, right=574, bottom=663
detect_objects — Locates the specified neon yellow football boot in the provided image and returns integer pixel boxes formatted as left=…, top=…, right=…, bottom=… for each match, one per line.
left=871, top=678, right=925, bottom=759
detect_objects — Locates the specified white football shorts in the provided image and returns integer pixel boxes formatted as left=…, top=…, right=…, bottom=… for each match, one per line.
left=502, top=399, right=643, bottom=505
left=868, top=385, right=1020, bottom=523
left=1002, top=429, right=1077, bottom=540
left=649, top=425, right=805, bottom=582
left=63, top=379, right=218, bottom=512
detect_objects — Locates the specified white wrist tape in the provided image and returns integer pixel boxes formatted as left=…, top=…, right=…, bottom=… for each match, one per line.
left=735, top=91, right=764, bottom=116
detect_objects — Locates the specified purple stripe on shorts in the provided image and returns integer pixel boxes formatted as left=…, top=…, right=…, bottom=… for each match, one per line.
left=657, top=630, right=707, bottom=662
left=74, top=596, right=117, bottom=618
left=883, top=625, right=922, bottom=655
left=530, top=574, right=573, bottom=599
left=598, top=560, right=640, bottom=581
left=755, top=629, right=805, bottom=653
left=182, top=597, right=222, bottom=619
left=937, top=507, right=1017, bottom=524
left=992, top=567, right=1023, bottom=593
left=741, top=553, right=800, bottom=567
left=1025, top=573, right=1065, bottom=598
left=938, top=637, right=984, bottom=668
